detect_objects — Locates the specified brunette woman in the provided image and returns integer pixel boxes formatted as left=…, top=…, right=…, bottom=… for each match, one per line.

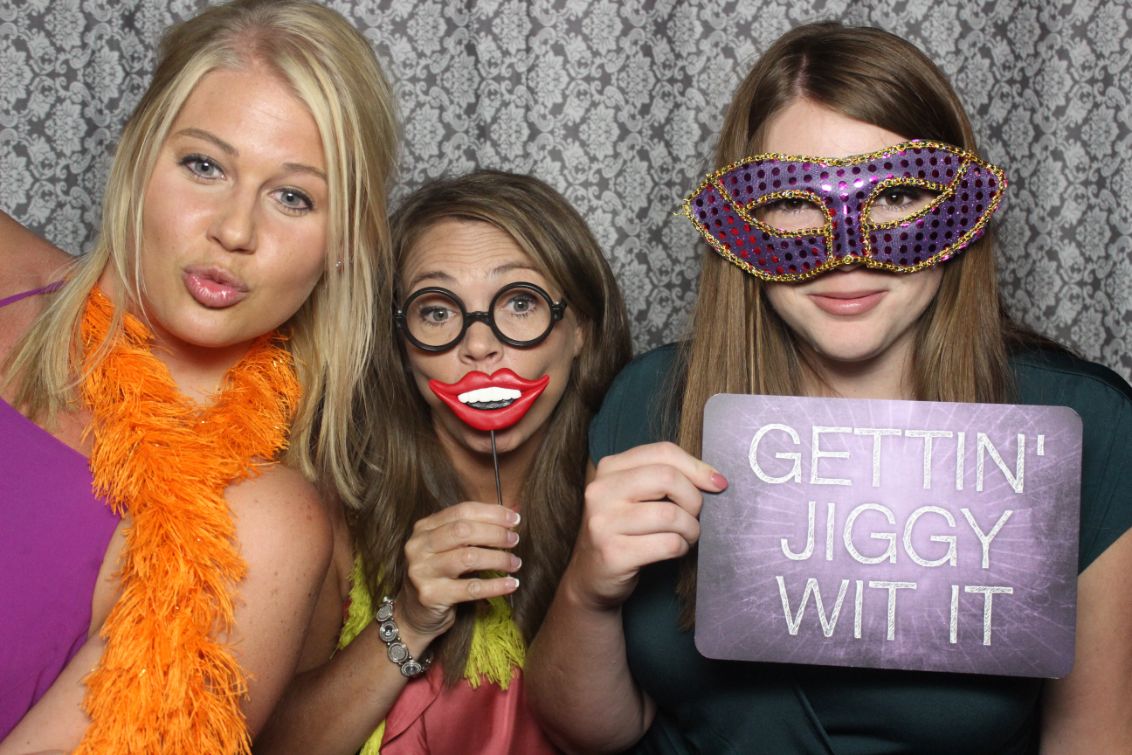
left=257, top=170, right=631, bottom=754
left=527, top=22, right=1132, bottom=754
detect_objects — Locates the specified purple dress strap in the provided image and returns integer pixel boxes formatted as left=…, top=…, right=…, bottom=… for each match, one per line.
left=0, top=280, right=64, bottom=309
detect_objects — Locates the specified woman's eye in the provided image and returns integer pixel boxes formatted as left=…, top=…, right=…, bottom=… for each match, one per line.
left=418, top=306, right=454, bottom=325
left=760, top=199, right=815, bottom=213
left=878, top=187, right=922, bottom=206
left=868, top=186, right=939, bottom=223
left=274, top=188, right=314, bottom=213
left=181, top=154, right=222, bottom=179
left=504, top=293, right=538, bottom=316
left=755, top=196, right=825, bottom=231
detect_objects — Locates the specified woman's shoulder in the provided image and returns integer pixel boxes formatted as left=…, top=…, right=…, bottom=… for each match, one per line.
left=605, top=343, right=683, bottom=398
left=226, top=463, right=334, bottom=563
left=1011, top=347, right=1132, bottom=409
left=590, top=343, right=684, bottom=462
left=1011, top=348, right=1132, bottom=569
left=0, top=213, right=75, bottom=362
left=0, top=211, right=73, bottom=296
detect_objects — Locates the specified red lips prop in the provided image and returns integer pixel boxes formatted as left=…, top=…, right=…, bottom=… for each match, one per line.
left=428, top=368, right=550, bottom=432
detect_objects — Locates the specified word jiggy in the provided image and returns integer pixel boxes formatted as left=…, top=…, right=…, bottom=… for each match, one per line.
left=780, top=500, right=1013, bottom=569
left=748, top=423, right=1049, bottom=493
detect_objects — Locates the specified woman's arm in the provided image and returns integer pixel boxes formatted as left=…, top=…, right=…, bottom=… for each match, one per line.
left=255, top=500, right=522, bottom=754
left=254, top=613, right=428, bottom=754
left=0, top=518, right=127, bottom=754
left=0, top=463, right=334, bottom=753
left=526, top=442, right=726, bottom=754
left=0, top=634, right=105, bottom=754
left=221, top=464, right=336, bottom=736
left=1040, top=527, right=1132, bottom=752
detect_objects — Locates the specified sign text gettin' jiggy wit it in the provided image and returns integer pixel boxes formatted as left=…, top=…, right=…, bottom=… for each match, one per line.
left=695, top=394, right=1082, bottom=678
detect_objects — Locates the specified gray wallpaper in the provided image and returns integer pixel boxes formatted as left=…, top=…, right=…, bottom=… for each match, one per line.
left=2, top=0, right=1129, bottom=382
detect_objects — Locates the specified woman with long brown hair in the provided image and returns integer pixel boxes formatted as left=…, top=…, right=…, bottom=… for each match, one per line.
left=527, top=22, right=1132, bottom=753
left=257, top=169, right=631, bottom=754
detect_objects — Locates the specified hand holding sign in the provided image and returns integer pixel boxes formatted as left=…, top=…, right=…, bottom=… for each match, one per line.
left=565, top=442, right=727, bottom=611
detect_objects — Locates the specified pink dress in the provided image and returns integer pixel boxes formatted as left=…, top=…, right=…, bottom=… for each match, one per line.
left=380, top=662, right=559, bottom=754
left=0, top=284, right=121, bottom=738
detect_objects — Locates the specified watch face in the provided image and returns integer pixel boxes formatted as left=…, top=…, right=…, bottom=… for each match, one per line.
left=400, top=659, right=424, bottom=678
left=376, top=601, right=395, bottom=622
left=378, top=620, right=399, bottom=643
left=386, top=641, right=409, bottom=664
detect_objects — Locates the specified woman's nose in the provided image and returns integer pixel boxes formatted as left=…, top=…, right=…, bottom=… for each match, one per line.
left=458, top=317, right=503, bottom=363
left=208, top=192, right=257, bottom=253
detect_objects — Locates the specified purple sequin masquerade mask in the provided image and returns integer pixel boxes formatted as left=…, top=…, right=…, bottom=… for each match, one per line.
left=682, top=140, right=1007, bottom=282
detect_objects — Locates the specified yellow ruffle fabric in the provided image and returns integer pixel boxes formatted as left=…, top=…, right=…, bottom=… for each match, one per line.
left=339, top=556, right=526, bottom=754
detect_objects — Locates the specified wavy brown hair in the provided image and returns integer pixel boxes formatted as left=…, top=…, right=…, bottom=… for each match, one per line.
left=673, top=22, right=1043, bottom=625
left=352, top=170, right=631, bottom=683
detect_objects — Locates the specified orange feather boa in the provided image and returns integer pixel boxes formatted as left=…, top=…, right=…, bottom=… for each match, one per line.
left=75, top=289, right=300, bottom=754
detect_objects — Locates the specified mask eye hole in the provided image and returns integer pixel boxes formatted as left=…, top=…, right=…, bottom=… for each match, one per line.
left=753, top=195, right=826, bottom=233
left=865, top=185, right=940, bottom=224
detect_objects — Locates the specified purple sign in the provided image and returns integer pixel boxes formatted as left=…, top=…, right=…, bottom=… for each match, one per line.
left=695, top=394, right=1082, bottom=678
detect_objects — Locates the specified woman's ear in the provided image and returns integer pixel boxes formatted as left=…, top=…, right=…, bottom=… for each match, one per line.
left=571, top=318, right=585, bottom=359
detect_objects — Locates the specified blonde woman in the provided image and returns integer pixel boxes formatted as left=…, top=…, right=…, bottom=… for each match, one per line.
left=0, top=1, right=396, bottom=752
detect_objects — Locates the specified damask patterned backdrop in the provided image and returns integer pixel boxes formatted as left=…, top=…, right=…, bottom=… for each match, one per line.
left=2, top=0, right=1129, bottom=381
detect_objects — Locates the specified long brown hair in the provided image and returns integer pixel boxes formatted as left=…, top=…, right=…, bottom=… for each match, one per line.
left=674, top=22, right=1027, bottom=623
left=352, top=170, right=631, bottom=682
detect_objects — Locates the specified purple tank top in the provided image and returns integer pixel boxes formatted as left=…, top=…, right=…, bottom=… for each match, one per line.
left=0, top=284, right=120, bottom=738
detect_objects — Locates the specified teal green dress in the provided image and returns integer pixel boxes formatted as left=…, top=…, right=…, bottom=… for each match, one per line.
left=589, top=345, right=1132, bottom=754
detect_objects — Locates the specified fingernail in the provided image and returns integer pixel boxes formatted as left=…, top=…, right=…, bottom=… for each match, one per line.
left=510, top=555, right=522, bottom=571
left=507, top=530, right=520, bottom=546
left=507, top=510, right=521, bottom=525
left=507, top=577, right=520, bottom=590
left=710, top=471, right=729, bottom=491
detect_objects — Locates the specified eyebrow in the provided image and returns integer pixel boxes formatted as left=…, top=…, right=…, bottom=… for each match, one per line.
left=405, top=262, right=540, bottom=292
left=172, top=127, right=327, bottom=181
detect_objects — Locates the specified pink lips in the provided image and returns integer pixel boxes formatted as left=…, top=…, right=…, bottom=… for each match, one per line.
left=809, top=290, right=885, bottom=316
left=183, top=267, right=249, bottom=308
left=428, top=368, right=550, bottom=432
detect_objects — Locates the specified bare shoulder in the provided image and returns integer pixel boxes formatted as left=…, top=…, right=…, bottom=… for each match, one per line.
left=294, top=496, right=354, bottom=672
left=0, top=210, right=75, bottom=296
left=0, top=212, right=76, bottom=367
left=226, top=463, right=334, bottom=565
left=223, top=463, right=337, bottom=734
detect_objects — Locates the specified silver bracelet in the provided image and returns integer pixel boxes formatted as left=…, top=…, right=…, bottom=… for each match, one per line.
left=375, top=596, right=432, bottom=679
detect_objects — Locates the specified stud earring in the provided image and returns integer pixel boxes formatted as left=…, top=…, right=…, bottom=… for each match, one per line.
left=335, top=259, right=344, bottom=271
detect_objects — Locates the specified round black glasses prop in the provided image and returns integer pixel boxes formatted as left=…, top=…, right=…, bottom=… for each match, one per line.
left=395, top=281, right=568, bottom=352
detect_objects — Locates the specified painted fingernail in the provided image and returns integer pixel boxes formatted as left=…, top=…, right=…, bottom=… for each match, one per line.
left=510, top=555, right=522, bottom=571
left=507, top=530, right=520, bottom=546
left=507, top=510, right=521, bottom=525
left=506, top=577, right=520, bottom=590
left=710, top=471, right=729, bottom=490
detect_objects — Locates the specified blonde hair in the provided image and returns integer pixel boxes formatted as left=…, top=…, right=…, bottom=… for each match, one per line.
left=5, top=0, right=398, bottom=505
left=674, top=22, right=1019, bottom=622
left=352, top=170, right=632, bottom=684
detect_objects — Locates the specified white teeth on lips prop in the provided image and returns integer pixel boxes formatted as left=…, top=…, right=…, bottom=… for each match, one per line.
left=458, top=386, right=521, bottom=409
left=428, top=368, right=551, bottom=432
